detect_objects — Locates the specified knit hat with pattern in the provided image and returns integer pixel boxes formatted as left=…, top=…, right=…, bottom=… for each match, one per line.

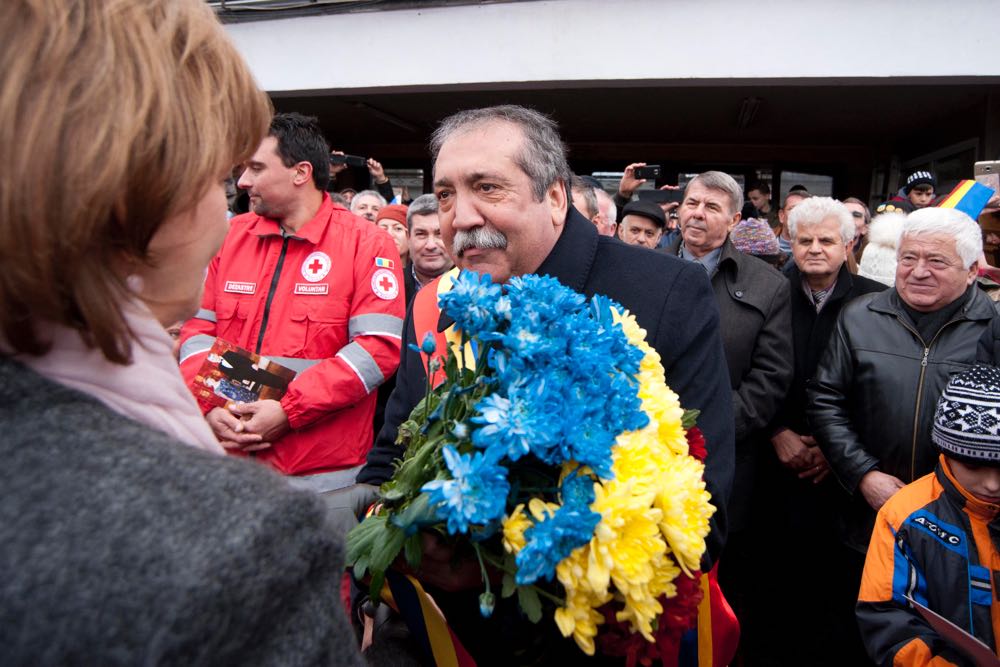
left=905, top=170, right=937, bottom=194
left=932, top=365, right=1000, bottom=466
left=730, top=217, right=780, bottom=257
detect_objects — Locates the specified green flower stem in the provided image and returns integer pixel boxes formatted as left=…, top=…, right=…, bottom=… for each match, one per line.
left=422, top=360, right=434, bottom=424
left=480, top=551, right=565, bottom=606
left=473, top=543, right=491, bottom=597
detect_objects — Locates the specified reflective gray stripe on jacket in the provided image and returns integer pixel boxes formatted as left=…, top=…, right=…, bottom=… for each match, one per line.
left=348, top=314, right=403, bottom=341
left=194, top=308, right=217, bottom=323
left=265, top=356, right=320, bottom=375
left=336, top=342, right=384, bottom=393
left=178, top=334, right=215, bottom=364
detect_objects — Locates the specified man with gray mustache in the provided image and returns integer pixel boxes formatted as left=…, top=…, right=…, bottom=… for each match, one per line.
left=338, top=105, right=734, bottom=664
left=452, top=225, right=507, bottom=256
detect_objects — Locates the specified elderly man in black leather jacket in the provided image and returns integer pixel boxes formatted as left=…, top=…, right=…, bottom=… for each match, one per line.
left=808, top=207, right=998, bottom=556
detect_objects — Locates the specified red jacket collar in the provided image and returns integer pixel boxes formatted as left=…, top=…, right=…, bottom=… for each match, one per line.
left=246, top=192, right=333, bottom=244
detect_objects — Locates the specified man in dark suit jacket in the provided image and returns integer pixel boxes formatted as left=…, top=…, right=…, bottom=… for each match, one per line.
left=761, top=197, right=886, bottom=666
left=665, top=171, right=792, bottom=662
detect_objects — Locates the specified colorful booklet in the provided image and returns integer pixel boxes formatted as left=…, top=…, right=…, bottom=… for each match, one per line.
left=192, top=339, right=296, bottom=409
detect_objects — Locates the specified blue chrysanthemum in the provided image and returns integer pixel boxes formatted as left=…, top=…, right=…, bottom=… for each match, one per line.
left=422, top=446, right=510, bottom=534
left=560, top=467, right=597, bottom=510
left=438, top=271, right=504, bottom=337
left=515, top=503, right=601, bottom=585
left=471, top=379, right=560, bottom=461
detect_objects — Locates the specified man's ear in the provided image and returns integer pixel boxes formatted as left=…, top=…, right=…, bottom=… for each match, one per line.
left=293, top=161, right=313, bottom=187
left=967, top=260, right=980, bottom=286
left=727, top=212, right=742, bottom=233
left=549, top=180, right=569, bottom=228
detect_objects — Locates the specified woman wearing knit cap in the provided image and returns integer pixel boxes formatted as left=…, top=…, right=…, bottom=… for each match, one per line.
left=0, top=1, right=362, bottom=664
left=730, top=216, right=788, bottom=269
left=858, top=365, right=1000, bottom=665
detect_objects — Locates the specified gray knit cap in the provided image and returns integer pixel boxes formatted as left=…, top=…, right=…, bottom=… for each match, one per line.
left=932, top=365, right=1000, bottom=466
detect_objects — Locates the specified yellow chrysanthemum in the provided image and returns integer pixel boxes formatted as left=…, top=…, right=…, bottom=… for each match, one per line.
left=654, top=456, right=715, bottom=575
left=589, top=480, right=666, bottom=596
left=554, top=588, right=607, bottom=656
left=502, top=503, right=531, bottom=554
left=527, top=498, right=559, bottom=521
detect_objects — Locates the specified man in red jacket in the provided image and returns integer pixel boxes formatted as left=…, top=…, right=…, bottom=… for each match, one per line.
left=179, top=113, right=405, bottom=490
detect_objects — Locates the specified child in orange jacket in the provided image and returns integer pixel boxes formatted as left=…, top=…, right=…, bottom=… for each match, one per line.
left=858, top=365, right=1000, bottom=666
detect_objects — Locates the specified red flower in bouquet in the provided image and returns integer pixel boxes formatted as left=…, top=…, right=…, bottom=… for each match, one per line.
left=686, top=426, right=707, bottom=463
left=596, top=571, right=704, bottom=667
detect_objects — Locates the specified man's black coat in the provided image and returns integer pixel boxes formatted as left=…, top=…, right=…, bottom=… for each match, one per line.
left=774, top=262, right=887, bottom=435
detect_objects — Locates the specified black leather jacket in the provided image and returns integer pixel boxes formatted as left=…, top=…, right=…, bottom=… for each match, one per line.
left=807, top=286, right=998, bottom=551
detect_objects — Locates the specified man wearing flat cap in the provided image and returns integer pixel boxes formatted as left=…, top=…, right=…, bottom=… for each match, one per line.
left=617, top=200, right=666, bottom=249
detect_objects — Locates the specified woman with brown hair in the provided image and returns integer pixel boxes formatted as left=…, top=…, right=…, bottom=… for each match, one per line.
left=0, top=1, right=362, bottom=664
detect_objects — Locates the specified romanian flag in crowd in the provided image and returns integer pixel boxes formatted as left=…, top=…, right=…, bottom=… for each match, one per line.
left=937, top=180, right=995, bottom=220
left=375, top=257, right=395, bottom=269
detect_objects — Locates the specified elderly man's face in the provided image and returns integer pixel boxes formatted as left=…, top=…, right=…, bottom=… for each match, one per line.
left=594, top=189, right=617, bottom=236
left=433, top=121, right=566, bottom=284
left=679, top=181, right=740, bottom=257
left=792, top=217, right=849, bottom=283
left=896, top=233, right=977, bottom=312
left=353, top=194, right=382, bottom=221
left=618, top=215, right=662, bottom=249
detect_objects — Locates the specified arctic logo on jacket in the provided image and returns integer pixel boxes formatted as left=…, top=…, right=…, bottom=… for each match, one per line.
left=911, top=514, right=963, bottom=548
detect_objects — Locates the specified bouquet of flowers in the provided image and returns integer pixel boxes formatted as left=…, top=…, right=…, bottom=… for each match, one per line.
left=347, top=270, right=715, bottom=662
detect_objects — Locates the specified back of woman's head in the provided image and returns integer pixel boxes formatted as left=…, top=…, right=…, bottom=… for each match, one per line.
left=0, top=0, right=272, bottom=363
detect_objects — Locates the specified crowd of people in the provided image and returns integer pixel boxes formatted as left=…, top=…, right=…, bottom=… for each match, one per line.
left=4, top=1, right=1000, bottom=666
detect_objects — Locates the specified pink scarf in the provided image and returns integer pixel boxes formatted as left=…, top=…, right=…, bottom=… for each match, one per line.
left=17, top=302, right=224, bottom=454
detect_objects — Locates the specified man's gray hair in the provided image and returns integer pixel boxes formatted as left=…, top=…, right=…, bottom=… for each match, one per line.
left=406, top=193, right=439, bottom=230
left=899, top=207, right=983, bottom=269
left=430, top=105, right=571, bottom=202
left=570, top=175, right=600, bottom=219
left=686, top=171, right=743, bottom=216
left=788, top=197, right=855, bottom=246
left=350, top=189, right=387, bottom=211
left=596, top=189, right=616, bottom=225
